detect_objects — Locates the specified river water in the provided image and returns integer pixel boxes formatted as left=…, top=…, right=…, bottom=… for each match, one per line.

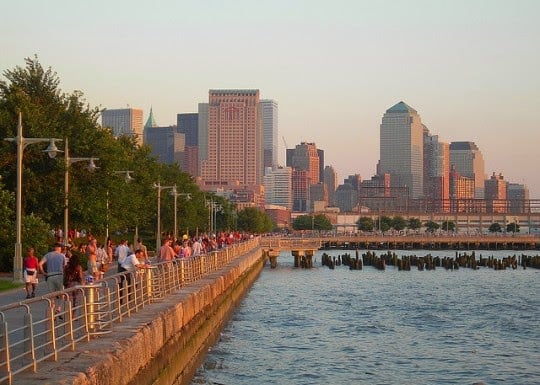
left=191, top=249, right=540, bottom=385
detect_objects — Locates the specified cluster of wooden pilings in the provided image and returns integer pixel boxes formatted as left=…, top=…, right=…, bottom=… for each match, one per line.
left=319, top=250, right=540, bottom=271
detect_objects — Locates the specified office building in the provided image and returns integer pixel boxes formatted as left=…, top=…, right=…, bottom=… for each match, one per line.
left=449, top=141, right=486, bottom=199
left=264, top=166, right=293, bottom=210
left=485, top=172, right=507, bottom=213
left=323, top=165, right=338, bottom=206
left=378, top=101, right=424, bottom=199
left=144, top=125, right=184, bottom=165
left=507, top=183, right=530, bottom=214
left=287, top=142, right=320, bottom=185
left=424, top=130, right=450, bottom=211
left=102, top=108, right=144, bottom=145
left=260, top=99, right=279, bottom=168
left=200, top=90, right=263, bottom=189
left=177, top=113, right=199, bottom=177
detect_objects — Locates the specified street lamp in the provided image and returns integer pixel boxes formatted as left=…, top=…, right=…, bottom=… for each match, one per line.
left=153, top=182, right=174, bottom=250
left=106, top=171, right=134, bottom=240
left=205, top=199, right=222, bottom=235
left=62, top=137, right=99, bottom=247
left=4, top=112, right=61, bottom=282
left=170, top=185, right=191, bottom=239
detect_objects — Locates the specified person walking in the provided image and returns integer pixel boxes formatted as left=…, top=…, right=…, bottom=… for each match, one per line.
left=157, top=238, right=176, bottom=263
left=23, top=247, right=39, bottom=299
left=38, top=242, right=66, bottom=315
left=63, top=253, right=84, bottom=308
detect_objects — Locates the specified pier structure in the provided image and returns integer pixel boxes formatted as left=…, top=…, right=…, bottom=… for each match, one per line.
left=260, top=234, right=539, bottom=267
left=262, top=238, right=321, bottom=268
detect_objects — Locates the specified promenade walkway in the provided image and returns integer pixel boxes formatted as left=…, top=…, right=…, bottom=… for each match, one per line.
left=0, top=239, right=260, bottom=385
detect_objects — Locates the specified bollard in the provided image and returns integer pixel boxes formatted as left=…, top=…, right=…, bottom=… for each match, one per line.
left=78, top=282, right=112, bottom=336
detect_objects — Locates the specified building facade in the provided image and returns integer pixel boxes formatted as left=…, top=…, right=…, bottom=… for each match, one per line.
left=200, top=90, right=263, bottom=189
left=424, top=131, right=450, bottom=211
left=263, top=166, right=293, bottom=210
left=323, top=165, right=338, bottom=207
left=449, top=141, right=485, bottom=199
left=485, top=172, right=508, bottom=213
left=379, top=101, right=424, bottom=199
left=177, top=113, right=199, bottom=177
left=102, top=108, right=144, bottom=145
left=260, top=99, right=279, bottom=169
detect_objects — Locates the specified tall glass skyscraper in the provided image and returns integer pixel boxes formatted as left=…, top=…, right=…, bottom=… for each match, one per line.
left=260, top=99, right=278, bottom=169
left=379, top=101, right=424, bottom=199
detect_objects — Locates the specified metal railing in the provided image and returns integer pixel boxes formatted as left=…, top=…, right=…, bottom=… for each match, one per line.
left=0, top=238, right=259, bottom=385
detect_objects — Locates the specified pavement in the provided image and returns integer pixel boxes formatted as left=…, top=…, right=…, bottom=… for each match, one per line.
left=0, top=273, right=50, bottom=306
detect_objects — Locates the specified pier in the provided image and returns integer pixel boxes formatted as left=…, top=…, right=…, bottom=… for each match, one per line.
left=260, top=234, right=540, bottom=267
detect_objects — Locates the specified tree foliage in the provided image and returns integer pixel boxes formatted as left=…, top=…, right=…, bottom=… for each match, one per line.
left=237, top=207, right=273, bottom=233
left=392, top=216, right=407, bottom=231
left=441, top=220, right=456, bottom=232
left=408, top=217, right=422, bottom=231
left=506, top=222, right=520, bottom=233
left=374, top=216, right=393, bottom=233
left=0, top=57, right=219, bottom=269
left=424, top=220, right=440, bottom=233
left=292, top=214, right=333, bottom=231
left=488, top=222, right=502, bottom=233
left=356, top=216, right=374, bottom=232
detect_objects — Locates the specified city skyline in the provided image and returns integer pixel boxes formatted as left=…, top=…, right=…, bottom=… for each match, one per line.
left=1, top=1, right=539, bottom=197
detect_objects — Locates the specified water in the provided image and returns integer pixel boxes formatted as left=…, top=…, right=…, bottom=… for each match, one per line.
left=191, top=250, right=540, bottom=385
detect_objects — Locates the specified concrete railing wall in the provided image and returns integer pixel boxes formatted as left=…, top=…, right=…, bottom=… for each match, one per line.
left=14, top=244, right=266, bottom=385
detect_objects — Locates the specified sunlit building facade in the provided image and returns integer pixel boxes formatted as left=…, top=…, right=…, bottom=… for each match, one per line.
left=102, top=108, right=144, bottom=146
left=379, top=101, right=424, bottom=199
left=449, top=141, right=485, bottom=199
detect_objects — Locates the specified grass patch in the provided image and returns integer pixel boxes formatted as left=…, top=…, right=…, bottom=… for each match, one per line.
left=0, top=279, right=22, bottom=292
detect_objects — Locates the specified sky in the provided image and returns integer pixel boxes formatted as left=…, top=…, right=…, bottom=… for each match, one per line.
left=1, top=0, right=539, bottom=197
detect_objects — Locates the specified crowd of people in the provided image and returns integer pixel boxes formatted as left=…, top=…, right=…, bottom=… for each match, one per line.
left=23, top=230, right=252, bottom=302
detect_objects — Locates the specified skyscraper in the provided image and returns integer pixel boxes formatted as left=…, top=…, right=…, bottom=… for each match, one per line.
left=449, top=141, right=486, bottom=199
left=200, top=90, right=262, bottom=189
left=323, top=165, right=338, bottom=206
left=379, top=101, right=424, bottom=199
left=101, top=108, right=144, bottom=145
left=424, top=130, right=450, bottom=211
left=260, top=99, right=278, bottom=168
left=177, top=113, right=199, bottom=177
left=287, top=142, right=320, bottom=185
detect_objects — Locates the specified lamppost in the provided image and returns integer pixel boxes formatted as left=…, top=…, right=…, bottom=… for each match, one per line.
left=62, top=137, right=99, bottom=247
left=153, top=182, right=174, bottom=250
left=205, top=199, right=222, bottom=235
left=4, top=112, right=61, bottom=282
left=106, top=171, right=134, bottom=240
left=170, top=185, right=191, bottom=239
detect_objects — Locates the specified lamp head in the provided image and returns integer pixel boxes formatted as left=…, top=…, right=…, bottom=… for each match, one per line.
left=43, top=139, right=62, bottom=159
left=87, top=158, right=99, bottom=172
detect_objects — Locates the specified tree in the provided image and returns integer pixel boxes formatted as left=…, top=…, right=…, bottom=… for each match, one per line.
left=506, top=222, right=520, bottom=233
left=313, top=214, right=333, bottom=231
left=0, top=57, right=209, bottom=260
left=237, top=207, right=273, bottom=233
left=374, top=216, right=392, bottom=233
left=488, top=222, right=502, bottom=233
left=392, top=216, right=407, bottom=231
left=441, top=220, right=456, bottom=232
left=356, top=216, right=374, bottom=232
left=408, top=217, right=422, bottom=231
left=424, top=220, right=440, bottom=233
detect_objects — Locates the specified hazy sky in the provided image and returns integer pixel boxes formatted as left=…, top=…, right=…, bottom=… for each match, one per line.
left=2, top=0, right=539, bottom=197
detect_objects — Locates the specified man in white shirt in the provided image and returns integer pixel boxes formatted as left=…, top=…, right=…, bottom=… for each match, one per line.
left=115, top=239, right=131, bottom=272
